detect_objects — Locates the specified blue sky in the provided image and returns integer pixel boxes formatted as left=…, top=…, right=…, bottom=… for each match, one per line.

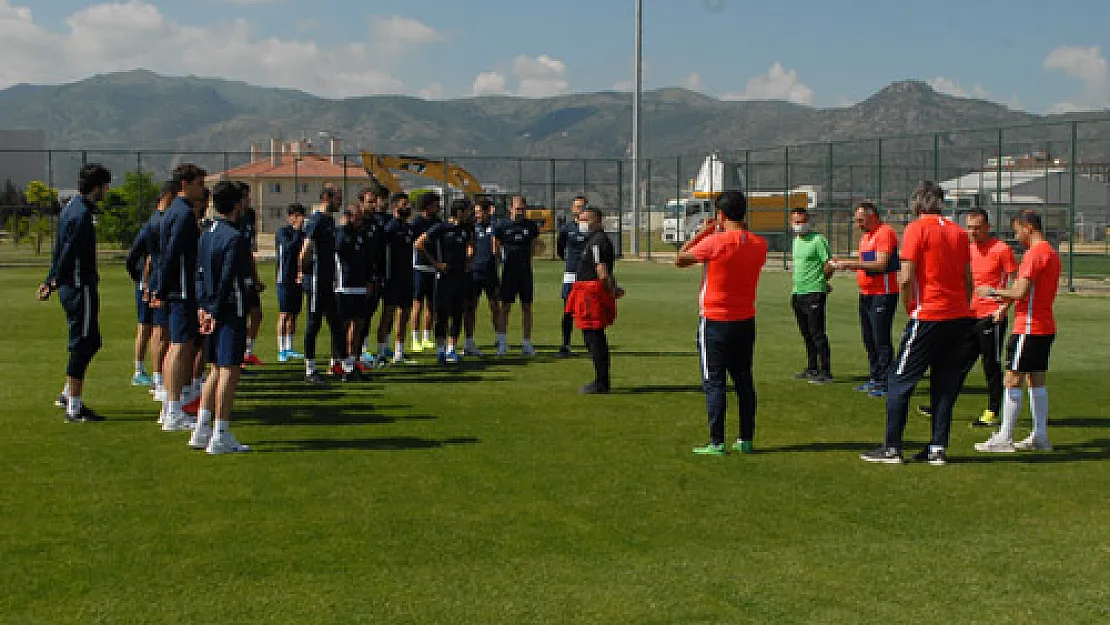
left=5, top=0, right=1110, bottom=112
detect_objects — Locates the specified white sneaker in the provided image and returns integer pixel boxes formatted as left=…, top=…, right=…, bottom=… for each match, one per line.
left=206, top=431, right=250, bottom=454
left=152, top=389, right=167, bottom=402
left=496, top=342, right=508, bottom=357
left=161, top=411, right=195, bottom=432
left=1013, top=434, right=1052, bottom=451
left=974, top=434, right=1016, bottom=453
left=188, top=423, right=213, bottom=449
left=180, top=389, right=196, bottom=405
left=521, top=343, right=536, bottom=356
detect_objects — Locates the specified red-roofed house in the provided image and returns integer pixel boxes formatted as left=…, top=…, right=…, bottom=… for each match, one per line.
left=206, top=137, right=370, bottom=236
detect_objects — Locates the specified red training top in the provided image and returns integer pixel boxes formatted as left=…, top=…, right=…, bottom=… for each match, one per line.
left=689, top=229, right=768, bottom=322
left=969, top=237, right=1019, bottom=318
left=900, top=214, right=972, bottom=321
left=856, top=223, right=899, bottom=295
left=1013, top=240, right=1061, bottom=335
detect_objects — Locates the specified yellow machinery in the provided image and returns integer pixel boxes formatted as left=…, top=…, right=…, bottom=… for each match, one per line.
left=360, top=151, right=554, bottom=233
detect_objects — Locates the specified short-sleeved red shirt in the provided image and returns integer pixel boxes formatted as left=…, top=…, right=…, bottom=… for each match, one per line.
left=689, top=229, right=768, bottom=321
left=969, top=237, right=1019, bottom=318
left=856, top=223, right=899, bottom=295
left=900, top=214, right=971, bottom=321
left=1013, top=240, right=1060, bottom=335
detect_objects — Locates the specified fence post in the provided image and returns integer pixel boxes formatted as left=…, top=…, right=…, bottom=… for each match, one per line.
left=549, top=158, right=557, bottom=260
left=81, top=151, right=87, bottom=166
left=645, top=158, right=652, bottom=260
left=616, top=159, right=624, bottom=258
left=1068, top=120, right=1077, bottom=292
left=996, top=128, right=1004, bottom=229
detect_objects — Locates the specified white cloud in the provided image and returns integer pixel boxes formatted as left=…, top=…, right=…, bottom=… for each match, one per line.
left=926, top=76, right=989, bottom=99
left=0, top=0, right=442, bottom=98
left=512, top=54, right=569, bottom=97
left=684, top=72, right=702, bottom=91
left=417, top=82, right=444, bottom=100
left=722, top=63, right=814, bottom=105
left=471, top=71, right=509, bottom=96
left=471, top=54, right=570, bottom=98
left=1043, top=45, right=1110, bottom=111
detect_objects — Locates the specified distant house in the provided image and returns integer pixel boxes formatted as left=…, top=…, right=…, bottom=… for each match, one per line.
left=205, top=138, right=369, bottom=235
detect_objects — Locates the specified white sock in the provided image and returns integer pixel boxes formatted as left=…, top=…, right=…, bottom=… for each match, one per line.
left=999, top=388, right=1022, bottom=441
left=1029, top=387, right=1049, bottom=440
left=197, top=408, right=214, bottom=429
left=423, top=330, right=431, bottom=342
left=496, top=333, right=506, bottom=347
left=278, top=336, right=285, bottom=352
left=152, top=373, right=163, bottom=388
left=465, top=337, right=476, bottom=349
left=305, top=359, right=316, bottom=374
left=522, top=338, right=533, bottom=348
left=214, top=419, right=230, bottom=434
left=394, top=341, right=404, bottom=357
left=329, top=358, right=338, bottom=368
left=192, top=378, right=202, bottom=392
left=246, top=339, right=255, bottom=355
left=167, top=400, right=182, bottom=416
left=377, top=342, right=387, bottom=355
left=67, top=395, right=82, bottom=416
left=135, top=360, right=145, bottom=374
left=929, top=444, right=944, bottom=453
left=343, top=358, right=355, bottom=373
left=412, top=331, right=420, bottom=345
left=446, top=344, right=457, bottom=355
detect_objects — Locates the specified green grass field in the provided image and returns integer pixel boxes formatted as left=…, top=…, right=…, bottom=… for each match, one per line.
left=2, top=260, right=1109, bottom=624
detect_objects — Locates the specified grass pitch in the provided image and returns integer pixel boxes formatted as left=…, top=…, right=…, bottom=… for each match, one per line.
left=1, top=260, right=1108, bottom=624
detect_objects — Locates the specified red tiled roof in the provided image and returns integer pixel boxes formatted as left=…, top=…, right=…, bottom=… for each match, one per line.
left=214, top=155, right=369, bottom=179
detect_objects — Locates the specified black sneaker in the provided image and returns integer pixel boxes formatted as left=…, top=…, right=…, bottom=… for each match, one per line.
left=859, top=447, right=904, bottom=464
left=342, top=370, right=362, bottom=383
left=578, top=381, right=610, bottom=395
left=912, top=447, right=947, bottom=466
left=65, top=405, right=105, bottom=423
left=917, top=404, right=933, bottom=417
left=54, top=394, right=67, bottom=409
left=794, top=369, right=817, bottom=380
left=304, top=372, right=326, bottom=385
left=808, top=372, right=834, bottom=385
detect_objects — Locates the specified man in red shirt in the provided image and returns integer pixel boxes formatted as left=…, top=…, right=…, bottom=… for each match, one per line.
left=975, top=210, right=1060, bottom=453
left=831, top=202, right=900, bottom=397
left=675, top=190, right=768, bottom=456
left=860, top=182, right=976, bottom=466
left=919, top=208, right=1017, bottom=427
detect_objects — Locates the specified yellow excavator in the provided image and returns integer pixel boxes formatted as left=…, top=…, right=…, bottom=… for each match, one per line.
left=360, top=152, right=555, bottom=233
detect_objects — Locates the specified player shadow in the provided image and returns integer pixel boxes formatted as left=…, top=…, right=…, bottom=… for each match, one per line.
left=761, top=441, right=877, bottom=453
left=251, top=435, right=481, bottom=453
left=239, top=403, right=426, bottom=427
left=611, top=384, right=705, bottom=394
left=609, top=351, right=697, bottom=358
left=1050, top=416, right=1110, bottom=427
left=951, top=438, right=1110, bottom=464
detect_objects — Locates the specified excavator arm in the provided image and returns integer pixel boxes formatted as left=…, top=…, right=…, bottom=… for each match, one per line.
left=360, top=152, right=485, bottom=196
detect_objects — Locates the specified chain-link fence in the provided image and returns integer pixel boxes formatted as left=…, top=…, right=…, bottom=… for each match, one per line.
left=3, top=118, right=1110, bottom=288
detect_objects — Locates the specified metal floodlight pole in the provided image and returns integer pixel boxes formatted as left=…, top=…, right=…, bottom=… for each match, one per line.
left=631, top=0, right=643, bottom=256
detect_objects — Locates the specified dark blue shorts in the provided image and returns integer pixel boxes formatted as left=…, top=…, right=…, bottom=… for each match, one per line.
left=413, top=270, right=436, bottom=303
left=243, top=286, right=261, bottom=311
left=152, top=304, right=169, bottom=328
left=500, top=270, right=534, bottom=305
left=59, top=285, right=102, bottom=354
left=204, top=315, right=247, bottom=367
left=383, top=277, right=414, bottom=308
left=168, top=299, right=199, bottom=344
left=277, top=283, right=303, bottom=315
left=472, top=272, right=499, bottom=302
left=135, top=288, right=154, bottom=325
left=336, top=293, right=369, bottom=322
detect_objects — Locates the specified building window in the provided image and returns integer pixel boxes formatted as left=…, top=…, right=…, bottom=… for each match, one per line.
left=269, top=182, right=282, bottom=194
left=299, top=183, right=309, bottom=194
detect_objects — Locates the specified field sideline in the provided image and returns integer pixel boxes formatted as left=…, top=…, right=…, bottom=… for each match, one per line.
left=1, top=260, right=1108, bottom=624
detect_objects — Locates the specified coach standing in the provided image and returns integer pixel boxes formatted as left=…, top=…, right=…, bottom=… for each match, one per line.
left=565, top=206, right=621, bottom=394
left=38, top=164, right=112, bottom=422
left=675, top=190, right=768, bottom=456
left=860, top=181, right=976, bottom=466
left=789, top=207, right=834, bottom=384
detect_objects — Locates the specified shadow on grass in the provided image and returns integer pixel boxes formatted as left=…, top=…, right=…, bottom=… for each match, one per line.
left=611, top=384, right=704, bottom=394
left=1051, top=416, right=1110, bottom=427
left=253, top=435, right=480, bottom=453
left=239, top=404, right=429, bottom=427
left=761, top=441, right=877, bottom=453
left=955, top=439, right=1110, bottom=464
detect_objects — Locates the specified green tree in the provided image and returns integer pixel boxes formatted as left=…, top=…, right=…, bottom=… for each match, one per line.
left=24, top=180, right=60, bottom=255
left=25, top=180, right=59, bottom=210
left=96, top=170, right=160, bottom=247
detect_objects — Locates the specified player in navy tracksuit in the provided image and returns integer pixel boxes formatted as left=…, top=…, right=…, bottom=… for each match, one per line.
left=299, top=185, right=344, bottom=383
left=126, top=213, right=155, bottom=387
left=418, top=196, right=474, bottom=364
left=274, top=203, right=306, bottom=362
left=233, top=182, right=265, bottom=367
left=142, top=181, right=177, bottom=400
left=188, top=181, right=251, bottom=454
left=409, top=193, right=442, bottom=352
left=556, top=195, right=590, bottom=355
left=355, top=185, right=388, bottom=364
left=39, top=164, right=112, bottom=422
left=493, top=195, right=541, bottom=356
left=463, top=197, right=500, bottom=356
left=334, top=206, right=374, bottom=381
left=374, top=193, right=416, bottom=364
left=150, top=163, right=209, bottom=431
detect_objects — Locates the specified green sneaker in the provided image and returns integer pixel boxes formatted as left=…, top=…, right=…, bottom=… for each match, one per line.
left=422, top=338, right=437, bottom=350
left=731, top=440, right=754, bottom=453
left=692, top=442, right=727, bottom=456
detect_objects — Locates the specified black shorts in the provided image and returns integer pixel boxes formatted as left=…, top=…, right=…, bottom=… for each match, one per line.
left=434, top=279, right=469, bottom=313
left=336, top=293, right=369, bottom=322
left=243, top=286, right=261, bottom=311
left=413, top=270, right=435, bottom=303
left=135, top=288, right=153, bottom=325
left=1006, top=334, right=1054, bottom=373
left=59, top=285, right=102, bottom=354
left=205, top=315, right=247, bottom=367
left=277, top=283, right=303, bottom=315
left=168, top=299, right=199, bottom=344
left=472, top=272, right=499, bottom=302
left=500, top=270, right=534, bottom=305
left=383, top=276, right=414, bottom=308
